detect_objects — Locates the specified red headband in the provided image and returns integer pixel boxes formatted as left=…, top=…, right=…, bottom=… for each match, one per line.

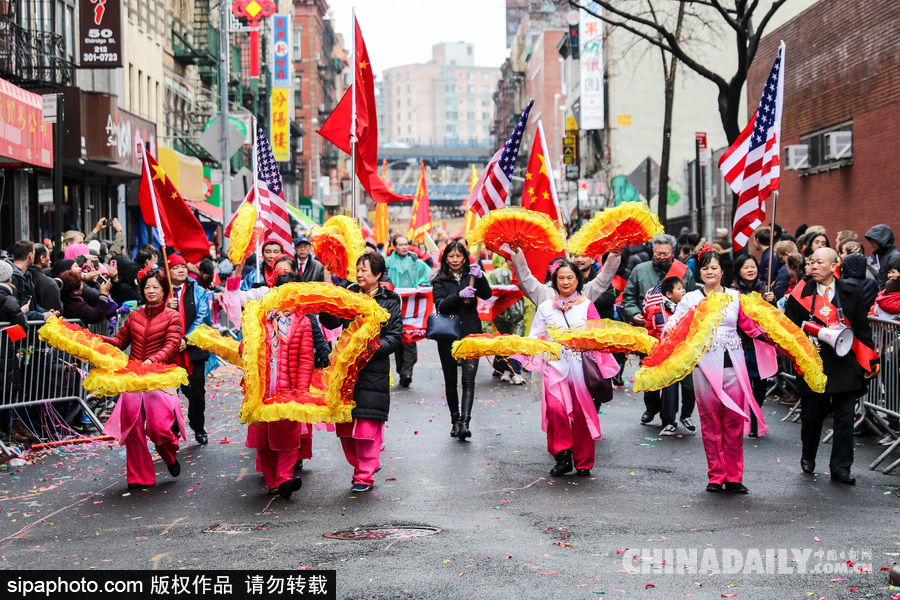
left=698, top=242, right=716, bottom=261
left=137, top=265, right=156, bottom=281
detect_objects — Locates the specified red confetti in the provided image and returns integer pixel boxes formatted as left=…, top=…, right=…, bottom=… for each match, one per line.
left=846, top=560, right=853, bottom=567
left=850, top=588, right=857, bottom=592
left=721, top=595, right=737, bottom=598
left=218, top=437, right=233, bottom=444
left=538, top=571, right=557, bottom=575
left=645, top=584, right=655, bottom=589
left=616, top=548, right=629, bottom=554
left=414, top=431, right=418, bottom=434
left=385, top=478, right=396, bottom=481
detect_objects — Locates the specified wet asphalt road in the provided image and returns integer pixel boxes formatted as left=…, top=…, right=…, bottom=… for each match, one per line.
left=0, top=341, right=898, bottom=600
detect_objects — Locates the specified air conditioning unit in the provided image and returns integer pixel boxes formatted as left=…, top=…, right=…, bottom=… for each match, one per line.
left=784, top=144, right=809, bottom=170
left=824, top=130, right=852, bottom=160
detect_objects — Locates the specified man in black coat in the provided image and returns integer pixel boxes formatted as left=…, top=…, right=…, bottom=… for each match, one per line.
left=785, top=248, right=880, bottom=485
left=29, top=244, right=62, bottom=313
left=293, top=237, right=325, bottom=282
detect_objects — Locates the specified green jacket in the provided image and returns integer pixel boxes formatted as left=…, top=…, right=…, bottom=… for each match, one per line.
left=385, top=253, right=431, bottom=288
left=621, top=260, right=696, bottom=322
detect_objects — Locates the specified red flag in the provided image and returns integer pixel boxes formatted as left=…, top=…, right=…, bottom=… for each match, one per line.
left=139, top=149, right=210, bottom=263
left=407, top=161, right=432, bottom=242
left=317, top=15, right=413, bottom=203
left=521, top=120, right=565, bottom=282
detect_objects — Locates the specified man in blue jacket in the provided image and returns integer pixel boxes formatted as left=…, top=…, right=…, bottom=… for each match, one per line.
left=166, top=254, right=212, bottom=444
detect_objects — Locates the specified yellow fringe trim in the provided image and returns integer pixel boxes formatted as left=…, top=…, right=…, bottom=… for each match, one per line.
left=311, top=215, right=366, bottom=280
left=83, top=364, right=189, bottom=397
left=227, top=202, right=259, bottom=264
left=548, top=319, right=657, bottom=355
left=37, top=316, right=128, bottom=370
left=469, top=206, right=566, bottom=255
left=739, top=292, right=827, bottom=393
left=186, top=324, right=242, bottom=367
left=634, top=292, right=731, bottom=392
left=567, top=201, right=664, bottom=256
left=240, top=283, right=389, bottom=425
left=451, top=334, right=562, bottom=360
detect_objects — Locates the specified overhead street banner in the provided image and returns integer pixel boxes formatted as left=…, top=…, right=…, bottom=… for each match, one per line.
left=579, top=2, right=604, bottom=130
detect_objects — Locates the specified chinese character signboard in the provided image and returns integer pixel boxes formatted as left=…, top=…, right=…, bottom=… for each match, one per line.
left=80, top=0, right=123, bottom=67
left=579, top=2, right=604, bottom=130
left=0, top=78, right=52, bottom=168
left=270, top=88, right=289, bottom=161
left=272, top=14, right=291, bottom=88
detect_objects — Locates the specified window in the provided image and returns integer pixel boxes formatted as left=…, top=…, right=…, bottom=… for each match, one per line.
left=294, top=77, right=303, bottom=108
left=482, top=72, right=489, bottom=81
left=293, top=30, right=302, bottom=59
left=467, top=85, right=475, bottom=94
left=482, top=112, right=490, bottom=120
left=446, top=112, right=458, bottom=120
left=408, top=125, right=412, bottom=133
left=467, top=98, right=475, bottom=107
left=467, top=72, right=474, bottom=80
left=407, top=71, right=411, bottom=80
left=397, top=100, right=401, bottom=108
left=407, top=85, right=410, bottom=93
left=407, top=98, right=411, bottom=107
left=797, top=121, right=853, bottom=171
left=467, top=111, right=475, bottom=120
left=468, top=125, right=475, bottom=134
left=446, top=84, right=456, bottom=93
left=482, top=99, right=489, bottom=107
left=482, top=86, right=490, bottom=94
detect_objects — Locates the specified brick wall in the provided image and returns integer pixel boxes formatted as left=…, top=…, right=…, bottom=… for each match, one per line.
left=748, top=0, right=900, bottom=241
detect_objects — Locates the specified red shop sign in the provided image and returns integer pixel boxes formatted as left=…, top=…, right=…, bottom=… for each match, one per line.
left=0, top=77, right=53, bottom=169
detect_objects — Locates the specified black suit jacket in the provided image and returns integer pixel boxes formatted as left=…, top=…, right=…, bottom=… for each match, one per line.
left=295, top=257, right=325, bottom=283
left=784, top=278, right=877, bottom=396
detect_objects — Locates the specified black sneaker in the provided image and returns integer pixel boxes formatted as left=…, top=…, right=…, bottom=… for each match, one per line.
left=640, top=411, right=656, bottom=425
left=679, top=417, right=696, bottom=432
left=350, top=483, right=372, bottom=493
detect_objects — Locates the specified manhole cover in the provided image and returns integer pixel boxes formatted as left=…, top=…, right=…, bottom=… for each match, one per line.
left=323, top=526, right=441, bottom=540
left=204, top=523, right=269, bottom=533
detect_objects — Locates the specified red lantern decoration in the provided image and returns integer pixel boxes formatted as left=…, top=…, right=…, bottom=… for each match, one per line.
left=231, top=0, right=277, bottom=78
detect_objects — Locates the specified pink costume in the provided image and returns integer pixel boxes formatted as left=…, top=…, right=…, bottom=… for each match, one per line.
left=667, top=288, right=777, bottom=485
left=336, top=418, right=384, bottom=487
left=101, top=304, right=186, bottom=486
left=245, top=310, right=315, bottom=490
left=529, top=299, right=618, bottom=470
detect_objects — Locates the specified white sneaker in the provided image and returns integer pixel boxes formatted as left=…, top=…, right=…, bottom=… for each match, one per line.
left=661, top=424, right=677, bottom=436
left=500, top=372, right=512, bottom=382
left=878, top=432, right=900, bottom=445
left=511, top=374, right=524, bottom=385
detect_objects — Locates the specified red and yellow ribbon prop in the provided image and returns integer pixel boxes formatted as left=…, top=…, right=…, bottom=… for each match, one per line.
left=451, top=333, right=561, bottom=361
left=567, top=201, right=664, bottom=257
left=185, top=324, right=242, bottom=367
left=469, top=207, right=566, bottom=255
left=547, top=319, right=657, bottom=355
left=84, top=363, right=189, bottom=397
left=240, top=282, right=389, bottom=426
left=311, top=215, right=366, bottom=280
left=634, top=292, right=731, bottom=392
left=38, top=317, right=128, bottom=371
left=227, top=202, right=262, bottom=264
left=739, top=292, right=826, bottom=393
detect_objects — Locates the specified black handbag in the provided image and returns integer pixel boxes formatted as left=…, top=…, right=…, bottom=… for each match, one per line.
left=426, top=312, right=462, bottom=341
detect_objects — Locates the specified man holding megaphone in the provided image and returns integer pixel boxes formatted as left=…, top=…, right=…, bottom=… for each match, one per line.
left=785, top=247, right=880, bottom=485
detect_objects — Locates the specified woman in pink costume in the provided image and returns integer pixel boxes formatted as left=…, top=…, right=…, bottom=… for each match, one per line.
left=529, top=259, right=618, bottom=477
left=102, top=268, right=185, bottom=489
left=665, top=247, right=776, bottom=494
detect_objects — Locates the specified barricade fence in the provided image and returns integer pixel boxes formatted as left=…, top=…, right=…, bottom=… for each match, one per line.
left=863, top=316, right=900, bottom=473
left=0, top=318, right=119, bottom=455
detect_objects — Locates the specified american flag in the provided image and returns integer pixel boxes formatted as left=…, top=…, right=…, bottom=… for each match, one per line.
left=253, top=125, right=293, bottom=253
left=719, top=42, right=785, bottom=252
left=395, top=286, right=434, bottom=344
left=643, top=283, right=666, bottom=330
left=465, top=100, right=533, bottom=216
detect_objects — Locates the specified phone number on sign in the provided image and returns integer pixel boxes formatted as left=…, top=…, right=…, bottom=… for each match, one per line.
left=82, top=53, right=119, bottom=62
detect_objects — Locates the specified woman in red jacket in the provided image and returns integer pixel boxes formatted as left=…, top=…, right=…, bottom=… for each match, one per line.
left=245, top=269, right=314, bottom=499
left=102, top=268, right=185, bottom=489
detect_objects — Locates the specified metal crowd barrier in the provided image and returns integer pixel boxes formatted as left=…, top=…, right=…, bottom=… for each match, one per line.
left=863, top=316, right=900, bottom=474
left=0, top=318, right=114, bottom=456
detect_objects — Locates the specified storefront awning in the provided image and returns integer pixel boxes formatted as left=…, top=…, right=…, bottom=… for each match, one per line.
left=158, top=147, right=206, bottom=201
left=186, top=200, right=223, bottom=222
left=0, top=77, right=53, bottom=169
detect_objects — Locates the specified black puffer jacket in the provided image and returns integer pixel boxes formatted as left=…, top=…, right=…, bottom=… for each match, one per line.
left=841, top=253, right=879, bottom=311
left=320, top=284, right=402, bottom=422
left=432, top=270, right=492, bottom=337
left=865, top=224, right=900, bottom=289
left=0, top=282, right=27, bottom=396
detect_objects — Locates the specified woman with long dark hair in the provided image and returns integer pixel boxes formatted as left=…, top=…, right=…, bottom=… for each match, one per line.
left=731, top=254, right=777, bottom=437
left=432, top=241, right=491, bottom=440
left=101, top=268, right=185, bottom=489
left=665, top=248, right=771, bottom=493
left=528, top=259, right=616, bottom=476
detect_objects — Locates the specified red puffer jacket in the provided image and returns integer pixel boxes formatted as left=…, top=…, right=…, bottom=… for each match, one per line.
left=272, top=314, right=314, bottom=393
left=102, top=303, right=183, bottom=364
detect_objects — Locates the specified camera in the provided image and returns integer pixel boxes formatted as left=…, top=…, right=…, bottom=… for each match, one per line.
left=96, top=275, right=108, bottom=286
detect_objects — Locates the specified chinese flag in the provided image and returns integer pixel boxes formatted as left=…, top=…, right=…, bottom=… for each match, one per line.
left=139, top=151, right=210, bottom=263
left=317, top=15, right=413, bottom=203
left=521, top=121, right=565, bottom=281
left=407, top=161, right=432, bottom=242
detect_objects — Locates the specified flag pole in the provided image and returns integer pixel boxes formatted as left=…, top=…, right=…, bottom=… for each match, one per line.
left=139, top=142, right=173, bottom=296
left=537, top=120, right=566, bottom=227
left=349, top=6, right=357, bottom=220
left=766, top=190, right=778, bottom=291
left=252, top=116, right=263, bottom=282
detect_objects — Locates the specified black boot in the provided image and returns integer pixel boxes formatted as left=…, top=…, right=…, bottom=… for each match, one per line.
left=458, top=387, right=474, bottom=441
left=450, top=412, right=461, bottom=437
left=549, top=449, right=573, bottom=476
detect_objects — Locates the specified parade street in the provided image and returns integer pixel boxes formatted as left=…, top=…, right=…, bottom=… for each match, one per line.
left=0, top=344, right=897, bottom=600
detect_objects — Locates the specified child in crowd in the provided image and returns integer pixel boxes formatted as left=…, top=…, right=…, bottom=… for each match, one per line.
left=657, top=277, right=697, bottom=436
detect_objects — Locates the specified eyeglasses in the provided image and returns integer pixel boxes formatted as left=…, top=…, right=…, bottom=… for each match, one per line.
left=653, top=252, right=674, bottom=259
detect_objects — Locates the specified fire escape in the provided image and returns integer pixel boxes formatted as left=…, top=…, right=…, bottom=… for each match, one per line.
left=0, top=0, right=74, bottom=89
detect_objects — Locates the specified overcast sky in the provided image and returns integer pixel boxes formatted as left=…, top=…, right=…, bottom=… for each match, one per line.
left=326, top=0, right=511, bottom=73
